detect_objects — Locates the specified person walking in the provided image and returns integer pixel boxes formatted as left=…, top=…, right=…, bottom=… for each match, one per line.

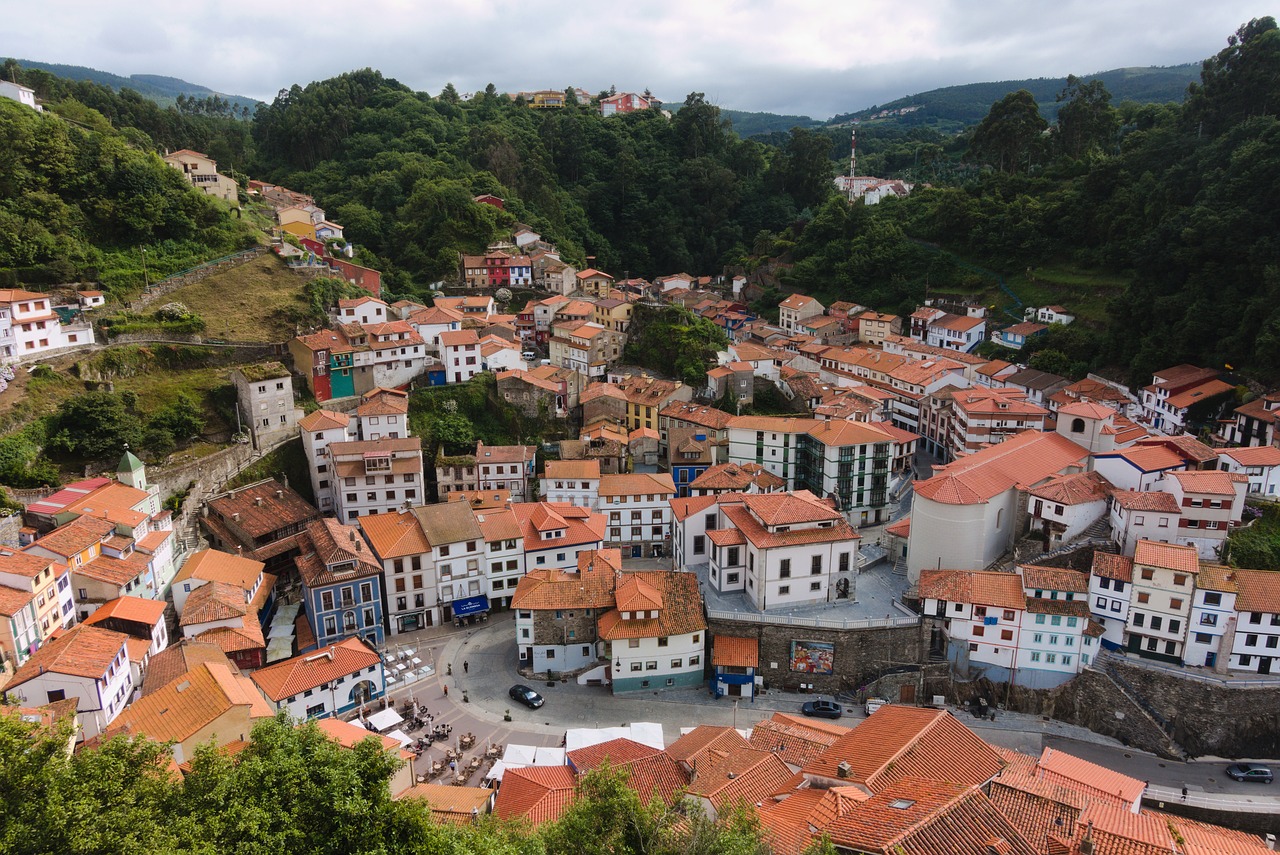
left=463, top=660, right=469, bottom=674
left=1181, top=786, right=1188, bottom=801
left=443, top=685, right=449, bottom=698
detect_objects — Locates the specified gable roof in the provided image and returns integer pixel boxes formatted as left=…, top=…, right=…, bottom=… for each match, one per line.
left=250, top=637, right=381, bottom=701
left=712, top=635, right=759, bottom=668
left=493, top=765, right=577, bottom=824
left=173, top=549, right=265, bottom=588
left=914, top=431, right=1088, bottom=505
left=106, top=661, right=272, bottom=743
left=1133, top=540, right=1199, bottom=574
left=8, top=625, right=128, bottom=687
left=918, top=570, right=1026, bottom=610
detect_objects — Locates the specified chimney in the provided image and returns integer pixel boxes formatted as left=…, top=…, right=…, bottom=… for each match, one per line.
left=276, top=489, right=284, bottom=499
left=255, top=497, right=264, bottom=507
left=1079, top=822, right=1095, bottom=855
left=232, top=512, right=240, bottom=522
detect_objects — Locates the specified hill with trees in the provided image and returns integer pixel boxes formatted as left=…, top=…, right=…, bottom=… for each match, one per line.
left=6, top=58, right=260, bottom=114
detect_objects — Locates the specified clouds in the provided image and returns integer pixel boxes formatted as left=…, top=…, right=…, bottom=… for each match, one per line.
left=2, top=0, right=1273, bottom=117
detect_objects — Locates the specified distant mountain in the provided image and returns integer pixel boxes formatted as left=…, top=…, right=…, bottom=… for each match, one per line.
left=720, top=108, right=822, bottom=138
left=826, top=64, right=1202, bottom=129
left=9, top=59, right=261, bottom=112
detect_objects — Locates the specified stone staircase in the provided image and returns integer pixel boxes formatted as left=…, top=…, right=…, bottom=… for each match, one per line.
left=1094, top=649, right=1187, bottom=759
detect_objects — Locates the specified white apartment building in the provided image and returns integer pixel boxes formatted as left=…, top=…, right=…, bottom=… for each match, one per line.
left=541, top=459, right=601, bottom=507
left=406, top=305, right=464, bottom=353
left=512, top=502, right=607, bottom=571
left=335, top=296, right=388, bottom=326
left=1158, top=469, right=1247, bottom=559
left=778, top=294, right=824, bottom=335
left=1217, top=445, right=1280, bottom=497
left=1125, top=540, right=1198, bottom=663
left=1109, top=491, right=1181, bottom=556
left=1185, top=563, right=1237, bottom=669
left=597, top=473, right=677, bottom=558
left=475, top=442, right=537, bottom=502
left=359, top=509, right=436, bottom=635
left=415, top=502, right=487, bottom=623
left=330, top=437, right=425, bottom=522
left=354, top=388, right=410, bottom=441
left=1025, top=470, right=1110, bottom=550
left=0, top=288, right=94, bottom=361
left=440, top=329, right=483, bottom=384
left=703, top=492, right=859, bottom=610
left=300, top=409, right=355, bottom=513
left=347, top=321, right=429, bottom=389
left=474, top=508, right=525, bottom=608
left=1228, top=569, right=1280, bottom=675
left=1089, top=552, right=1134, bottom=649
left=4, top=625, right=133, bottom=740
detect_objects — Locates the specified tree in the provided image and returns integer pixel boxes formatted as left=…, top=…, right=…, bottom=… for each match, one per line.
left=1184, top=17, right=1280, bottom=136
left=1055, top=75, right=1119, bottom=158
left=967, top=89, right=1048, bottom=172
left=49, top=392, right=145, bottom=460
left=440, top=83, right=460, bottom=104
left=148, top=391, right=206, bottom=442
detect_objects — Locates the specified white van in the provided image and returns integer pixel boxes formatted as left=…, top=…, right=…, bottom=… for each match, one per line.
left=522, top=351, right=537, bottom=362
left=865, top=697, right=889, bottom=716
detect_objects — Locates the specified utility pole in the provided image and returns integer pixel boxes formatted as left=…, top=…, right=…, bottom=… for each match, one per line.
left=847, top=129, right=858, bottom=203
left=141, top=248, right=150, bottom=290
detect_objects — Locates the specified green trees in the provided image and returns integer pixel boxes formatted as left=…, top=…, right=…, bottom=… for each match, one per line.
left=967, top=90, right=1048, bottom=172
left=1054, top=75, right=1119, bottom=158
left=1184, top=17, right=1280, bottom=136
left=622, top=304, right=729, bottom=387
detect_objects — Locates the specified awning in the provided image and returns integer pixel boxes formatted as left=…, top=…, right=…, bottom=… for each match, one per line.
left=452, top=595, right=490, bottom=617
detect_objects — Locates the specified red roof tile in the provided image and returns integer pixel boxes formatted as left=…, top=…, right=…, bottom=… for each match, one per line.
left=493, top=765, right=577, bottom=824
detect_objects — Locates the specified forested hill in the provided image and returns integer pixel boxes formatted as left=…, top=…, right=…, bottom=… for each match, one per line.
left=8, top=58, right=260, bottom=114
left=828, top=63, right=1201, bottom=129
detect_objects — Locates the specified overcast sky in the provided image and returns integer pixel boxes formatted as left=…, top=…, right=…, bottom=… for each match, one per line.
left=3, top=1, right=1274, bottom=118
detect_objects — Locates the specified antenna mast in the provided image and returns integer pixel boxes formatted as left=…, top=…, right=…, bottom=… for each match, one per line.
left=847, top=128, right=857, bottom=203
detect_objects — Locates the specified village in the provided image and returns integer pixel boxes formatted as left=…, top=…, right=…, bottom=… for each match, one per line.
left=2, top=136, right=1280, bottom=852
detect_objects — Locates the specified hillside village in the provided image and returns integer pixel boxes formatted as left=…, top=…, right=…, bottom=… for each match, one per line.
left=5, top=68, right=1280, bottom=854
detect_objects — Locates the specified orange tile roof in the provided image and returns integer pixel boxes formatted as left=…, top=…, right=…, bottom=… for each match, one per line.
left=567, top=737, right=661, bottom=772
left=1233, top=568, right=1280, bottom=615
left=1019, top=566, right=1088, bottom=594
left=914, top=431, right=1088, bottom=505
left=1026, top=471, right=1111, bottom=505
left=295, top=520, right=383, bottom=588
left=72, top=551, right=151, bottom=586
left=174, top=549, right=265, bottom=588
left=0, top=583, right=36, bottom=615
left=1219, top=445, right=1280, bottom=467
left=802, top=706, right=1006, bottom=791
left=687, top=746, right=795, bottom=810
left=106, top=661, right=272, bottom=744
left=918, top=570, right=1026, bottom=611
left=615, top=574, right=663, bottom=611
left=493, top=765, right=577, bottom=824
left=250, top=636, right=381, bottom=701
left=597, top=472, right=676, bottom=497
left=712, top=635, right=759, bottom=668
left=0, top=550, right=56, bottom=579
left=597, top=571, right=705, bottom=640
left=1109, top=490, right=1181, bottom=513
left=395, top=783, right=495, bottom=821
left=28, top=515, right=115, bottom=558
left=82, top=596, right=167, bottom=626
left=1164, top=469, right=1247, bottom=496
left=1036, top=746, right=1144, bottom=806
left=1090, top=552, right=1133, bottom=583
left=299, top=409, right=351, bottom=432
left=8, top=625, right=127, bottom=685
left=544, top=459, right=601, bottom=480
left=688, top=463, right=785, bottom=493
left=669, top=494, right=720, bottom=522
left=473, top=507, right=522, bottom=542
left=1072, top=802, right=1174, bottom=853
left=141, top=640, right=238, bottom=697
left=1100, top=444, right=1187, bottom=472
left=667, top=725, right=752, bottom=767
left=1162, top=811, right=1277, bottom=855
left=1133, top=540, right=1199, bottom=574
left=748, top=715, right=848, bottom=769
left=358, top=510, right=430, bottom=559
left=510, top=564, right=618, bottom=611
left=180, top=580, right=252, bottom=625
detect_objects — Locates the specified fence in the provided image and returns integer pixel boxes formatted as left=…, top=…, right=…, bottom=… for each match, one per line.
left=1101, top=647, right=1280, bottom=690
left=706, top=607, right=920, bottom=631
left=132, top=246, right=268, bottom=311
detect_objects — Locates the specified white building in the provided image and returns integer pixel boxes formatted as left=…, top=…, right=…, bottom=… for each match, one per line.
left=474, top=507, right=525, bottom=608
left=4, top=625, right=133, bottom=740
left=512, top=549, right=621, bottom=673
left=0, top=79, right=41, bottom=110
left=1034, top=306, right=1075, bottom=326
left=597, top=473, right=677, bottom=558
left=354, top=387, right=410, bottom=441
left=440, top=329, right=483, bottom=384
left=359, top=509, right=436, bottom=635
left=701, top=492, right=859, bottom=610
left=601, top=570, right=706, bottom=693
left=232, top=362, right=301, bottom=449
left=0, top=288, right=94, bottom=361
left=406, top=305, right=463, bottom=353
left=250, top=636, right=385, bottom=720
left=925, top=314, right=986, bottom=354
left=1125, top=540, right=1199, bottom=663
left=1108, top=490, right=1181, bottom=556
left=330, top=437, right=425, bottom=522
left=474, top=442, right=537, bottom=502
left=1025, top=470, right=1111, bottom=550
left=541, top=459, right=602, bottom=507
left=1089, top=552, right=1134, bottom=650
left=335, top=295, right=388, bottom=327
left=414, top=501, right=487, bottom=623
left=1185, top=563, right=1237, bottom=669
left=1216, top=445, right=1280, bottom=497
left=778, top=295, right=825, bottom=336
left=512, top=502, right=607, bottom=572
left=1228, top=569, right=1280, bottom=675
left=1158, top=469, right=1247, bottom=559
left=300, top=409, right=355, bottom=514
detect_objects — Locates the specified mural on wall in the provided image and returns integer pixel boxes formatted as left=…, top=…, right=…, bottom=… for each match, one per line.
left=789, top=639, right=834, bottom=674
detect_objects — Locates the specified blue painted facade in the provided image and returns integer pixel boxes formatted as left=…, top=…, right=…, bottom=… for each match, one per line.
left=303, top=575, right=386, bottom=650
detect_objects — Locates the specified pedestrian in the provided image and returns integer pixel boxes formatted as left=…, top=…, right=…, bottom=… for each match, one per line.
left=443, top=685, right=449, bottom=698
left=1181, top=786, right=1188, bottom=801
left=450, top=759, right=457, bottom=773
left=471, top=806, right=479, bottom=824
left=463, top=660, right=469, bottom=674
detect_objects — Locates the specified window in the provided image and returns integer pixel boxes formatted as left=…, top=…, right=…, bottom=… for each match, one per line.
left=1203, top=592, right=1222, bottom=606
left=1195, top=632, right=1212, bottom=644
left=1034, top=614, right=1045, bottom=625
left=630, top=662, right=642, bottom=672
left=779, top=585, right=790, bottom=595
left=657, top=637, right=669, bottom=647
left=973, top=625, right=985, bottom=637
left=1141, top=568, right=1154, bottom=581
left=811, top=556, right=822, bottom=574
left=727, top=572, right=739, bottom=584
left=779, top=559, right=791, bottom=578
left=1000, top=629, right=1013, bottom=641
left=1003, top=609, right=1015, bottom=621
left=1173, top=574, right=1188, bottom=587
left=671, top=659, right=682, bottom=668
left=645, top=661, right=657, bottom=670
left=810, top=581, right=821, bottom=591
left=1133, top=613, right=1145, bottom=627
left=693, top=535, right=705, bottom=555
left=1150, top=616, right=1162, bottom=631
left=1169, top=598, right=1183, bottom=610
left=1137, top=592, right=1150, bottom=604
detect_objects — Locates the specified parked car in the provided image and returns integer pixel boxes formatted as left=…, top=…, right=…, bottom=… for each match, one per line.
left=865, top=697, right=889, bottom=716
left=509, top=684, right=545, bottom=709
left=1225, top=763, right=1273, bottom=783
left=801, top=699, right=843, bottom=719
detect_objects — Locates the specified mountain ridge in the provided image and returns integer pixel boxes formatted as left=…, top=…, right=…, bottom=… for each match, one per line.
left=8, top=58, right=261, bottom=112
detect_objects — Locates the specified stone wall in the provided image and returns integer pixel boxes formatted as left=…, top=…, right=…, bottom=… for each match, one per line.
left=131, top=246, right=269, bottom=312
left=706, top=617, right=926, bottom=695
left=0, top=511, right=21, bottom=548
left=1137, top=798, right=1280, bottom=839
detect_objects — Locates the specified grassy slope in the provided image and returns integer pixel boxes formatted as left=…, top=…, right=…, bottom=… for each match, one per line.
left=164, top=252, right=309, bottom=342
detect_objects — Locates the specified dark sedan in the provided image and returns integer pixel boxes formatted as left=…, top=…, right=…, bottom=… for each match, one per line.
left=509, top=684, right=545, bottom=709
left=801, top=699, right=843, bottom=719
left=1226, top=763, right=1273, bottom=783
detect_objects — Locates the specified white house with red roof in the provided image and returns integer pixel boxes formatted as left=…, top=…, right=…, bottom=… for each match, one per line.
left=250, top=636, right=385, bottom=720
left=1089, top=552, right=1134, bottom=649
left=334, top=295, right=387, bottom=327
left=1124, top=540, right=1199, bottom=663
left=300, top=408, right=356, bottom=514
left=0, top=288, right=94, bottom=361
left=4, top=624, right=133, bottom=739
left=1138, top=364, right=1233, bottom=435
left=778, top=294, right=824, bottom=335
left=440, top=329, right=482, bottom=384
left=1025, top=470, right=1111, bottom=549
left=1156, top=468, right=1247, bottom=559
left=1108, top=489, right=1182, bottom=556
left=1227, top=568, right=1280, bottom=675
left=925, top=312, right=986, bottom=353
left=1216, top=444, right=1280, bottom=497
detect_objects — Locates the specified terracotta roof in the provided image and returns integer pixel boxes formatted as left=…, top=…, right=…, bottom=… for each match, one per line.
left=250, top=637, right=381, bottom=701
left=669, top=494, right=720, bottom=522
left=28, top=515, right=115, bottom=558
left=1233, top=568, right=1280, bottom=615
left=358, top=510, right=429, bottom=559
left=567, top=737, right=661, bottom=773
left=8, top=625, right=128, bottom=686
left=1163, top=811, right=1277, bottom=855
left=1133, top=540, right=1199, bottom=574
left=823, top=778, right=1038, bottom=855
left=1165, top=378, right=1233, bottom=410
left=356, top=388, right=409, bottom=416
left=1026, top=471, right=1111, bottom=505
left=1163, top=469, right=1247, bottom=496
left=1097, top=444, right=1188, bottom=473
left=660, top=401, right=736, bottom=430
left=395, top=783, right=495, bottom=821
left=598, top=571, right=705, bottom=640
left=0, top=583, right=36, bottom=615
left=597, top=472, right=676, bottom=497
left=510, top=560, right=619, bottom=612
left=207, top=483, right=318, bottom=539
left=707, top=527, right=747, bottom=547
left=918, top=570, right=1026, bottom=611
left=727, top=415, right=818, bottom=434
left=1220, top=445, right=1280, bottom=467
left=614, top=574, right=663, bottom=611
left=914, top=431, right=1088, bottom=505
left=802, top=705, right=1006, bottom=790
left=411, top=501, right=483, bottom=546
left=74, top=551, right=151, bottom=587
left=106, top=661, right=272, bottom=744
left=82, top=596, right=167, bottom=627
left=141, top=640, right=238, bottom=696
left=987, top=769, right=1093, bottom=852
left=741, top=492, right=843, bottom=526
left=667, top=725, right=752, bottom=767
left=1036, top=746, right=1145, bottom=805
left=174, top=549, right=265, bottom=589
left=295, top=519, right=382, bottom=589
left=545, top=459, right=601, bottom=480
left=759, top=787, right=867, bottom=855
left=493, top=765, right=577, bottom=824
left=0, top=550, right=56, bottom=579
left=712, top=635, right=759, bottom=668
left=1090, top=552, right=1133, bottom=583
left=779, top=294, right=820, bottom=310
left=473, top=508, right=523, bottom=543
left=1019, top=566, right=1089, bottom=594
left=720, top=496, right=858, bottom=551
left=299, top=409, right=351, bottom=432
left=688, top=463, right=784, bottom=493
left=1109, top=490, right=1181, bottom=513
left=883, top=516, right=911, bottom=539
left=685, top=745, right=795, bottom=809
left=193, top=623, right=266, bottom=655
left=748, top=714, right=848, bottom=769
left=180, top=580, right=252, bottom=625
left=512, top=502, right=606, bottom=550
left=615, top=752, right=690, bottom=806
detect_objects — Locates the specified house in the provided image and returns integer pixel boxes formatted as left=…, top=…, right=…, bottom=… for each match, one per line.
left=329, top=437, right=425, bottom=522
left=163, top=149, right=237, bottom=203
left=178, top=574, right=275, bottom=671
left=1002, top=368, right=1069, bottom=408
left=493, top=766, right=577, bottom=825
left=354, top=387, right=410, bottom=441
left=992, top=321, right=1048, bottom=351
left=666, top=428, right=715, bottom=498
left=548, top=321, right=624, bottom=379
left=473, top=442, right=537, bottom=502
left=609, top=373, right=693, bottom=433
left=855, top=311, right=901, bottom=347
left=0, top=549, right=75, bottom=647
left=1217, top=445, right=1280, bottom=497
left=407, top=305, right=463, bottom=353
left=599, top=92, right=656, bottom=115
left=512, top=549, right=620, bottom=673
left=1034, top=305, right=1075, bottom=325
left=706, top=362, right=754, bottom=406
left=905, top=430, right=1089, bottom=584
left=711, top=635, right=759, bottom=700
left=31, top=516, right=158, bottom=621
left=0, top=584, right=40, bottom=672
left=413, top=501, right=488, bottom=624
left=1088, top=552, right=1134, bottom=650
left=1108, top=489, right=1182, bottom=556
left=231, top=363, right=301, bottom=450
left=82, top=596, right=169, bottom=659
left=1227, top=568, right=1280, bottom=675
left=296, top=519, right=386, bottom=648
left=335, top=296, right=388, bottom=326
left=925, top=313, right=986, bottom=353
left=328, top=259, right=382, bottom=297
left=358, top=509, right=433, bottom=635
left=541, top=460, right=601, bottom=508
left=472, top=506, right=525, bottom=608
left=1139, top=364, right=1233, bottom=434
left=511, top=501, right=607, bottom=572
left=4, top=624, right=133, bottom=739
left=575, top=268, right=615, bottom=299
left=480, top=334, right=523, bottom=372
left=171, top=548, right=270, bottom=616
left=1024, top=470, right=1111, bottom=550
left=1158, top=469, right=1247, bottom=559
left=77, top=290, right=105, bottom=310
left=687, top=462, right=785, bottom=497
left=1223, top=392, right=1280, bottom=447
left=0, top=79, right=41, bottom=110
left=1125, top=539, right=1200, bottom=663
left=104, top=661, right=274, bottom=765
left=600, top=569, right=706, bottom=693
left=473, top=193, right=505, bottom=209
left=778, top=295, right=824, bottom=335
left=597, top=473, right=677, bottom=557
left=0, top=288, right=95, bottom=361
left=250, top=636, right=385, bottom=720
left=300, top=409, right=355, bottom=513
left=440, top=329, right=482, bottom=384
